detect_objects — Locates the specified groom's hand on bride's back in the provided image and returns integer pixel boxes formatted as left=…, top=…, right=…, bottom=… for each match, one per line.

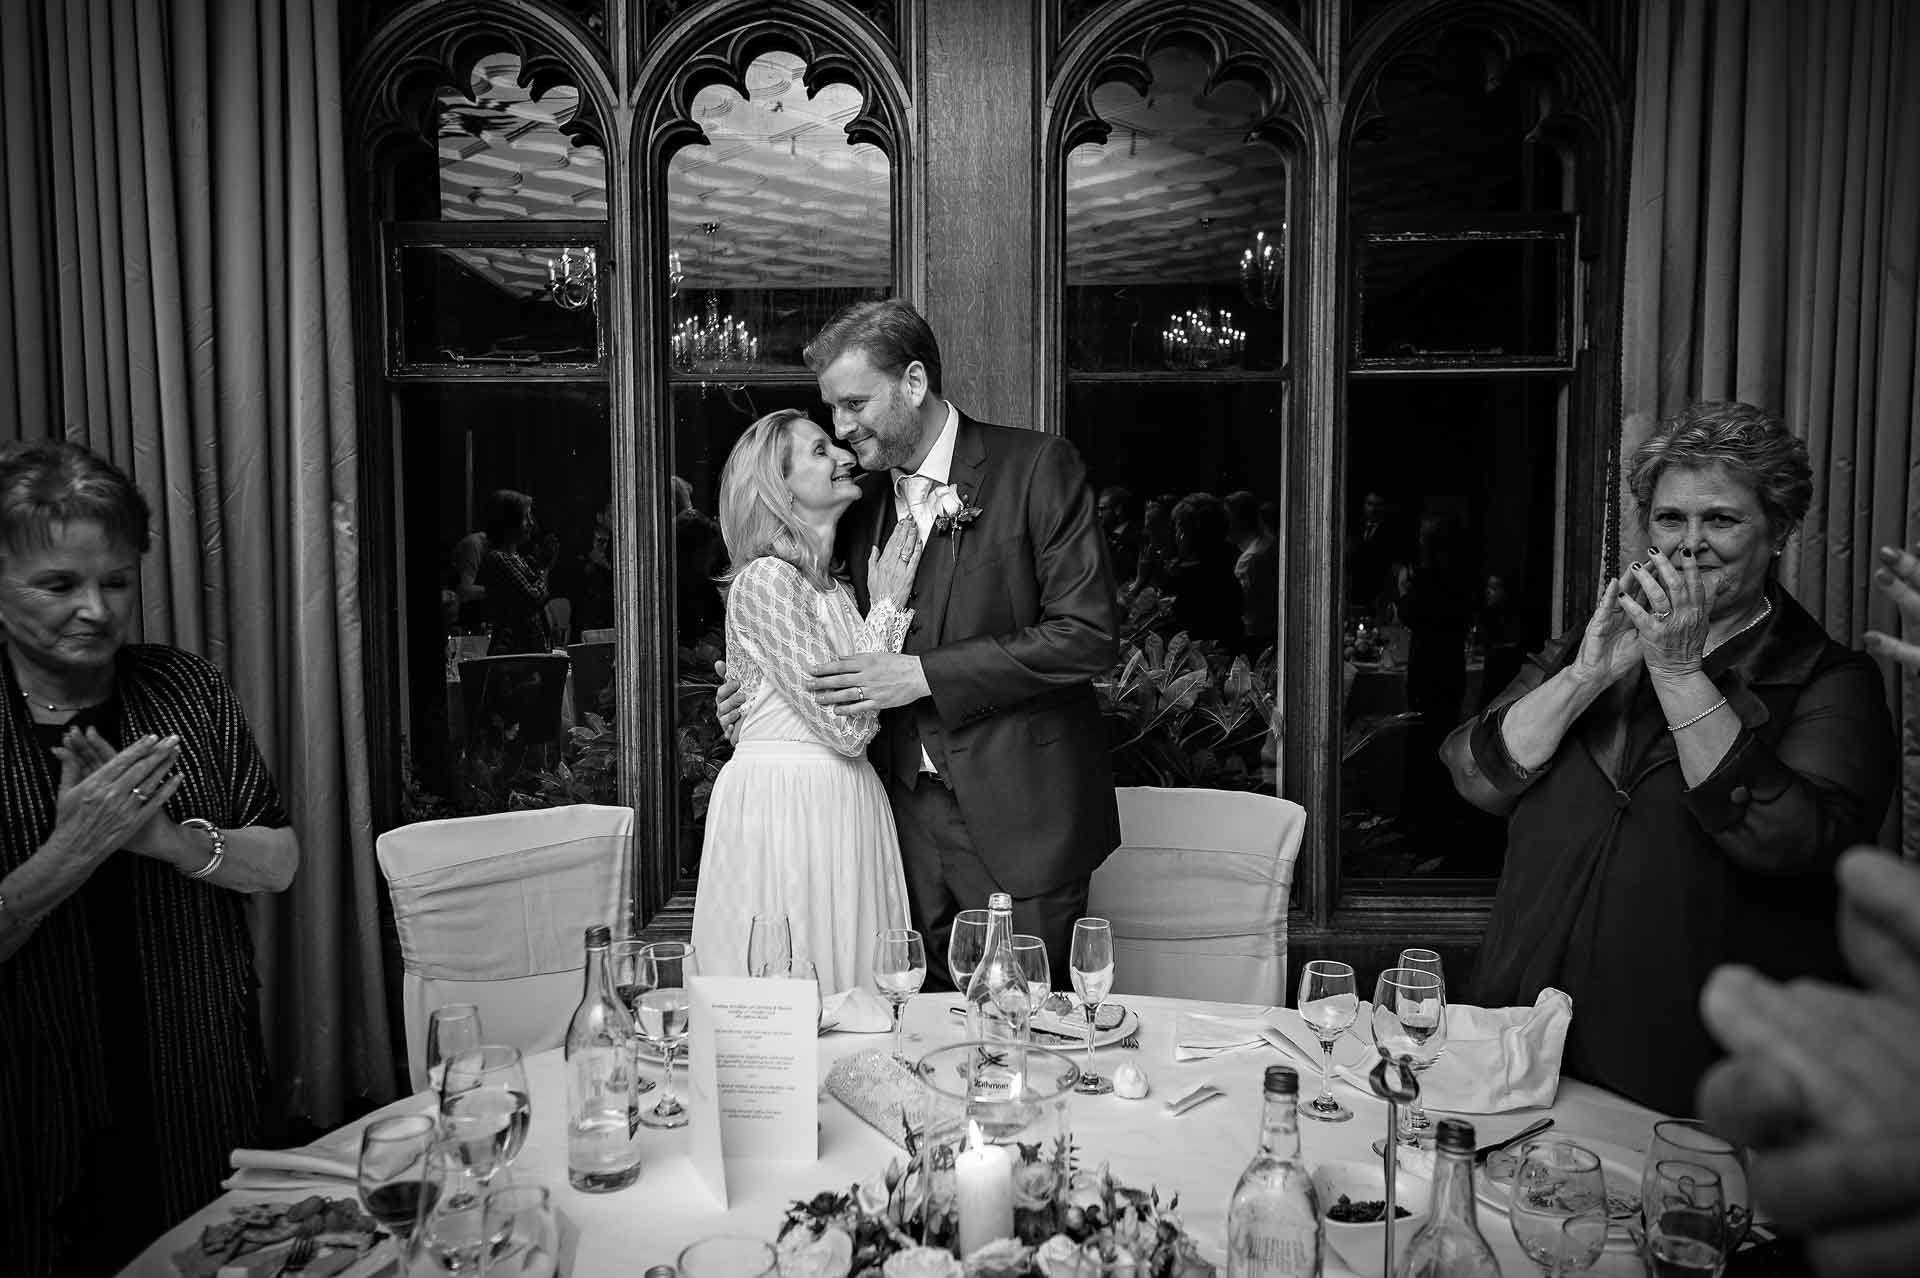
left=713, top=659, right=746, bottom=744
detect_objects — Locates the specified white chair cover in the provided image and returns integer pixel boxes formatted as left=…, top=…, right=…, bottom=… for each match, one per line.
left=1089, top=787, right=1305, bottom=1006
left=376, top=804, right=635, bottom=1090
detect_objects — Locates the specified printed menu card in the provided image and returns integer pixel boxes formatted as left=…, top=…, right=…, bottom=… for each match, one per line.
left=687, top=975, right=821, bottom=1206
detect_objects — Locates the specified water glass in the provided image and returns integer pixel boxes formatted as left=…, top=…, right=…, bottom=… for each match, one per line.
left=405, top=1137, right=488, bottom=1274
left=1371, top=967, right=1447, bottom=1147
left=1012, top=933, right=1051, bottom=1010
left=1643, top=1158, right=1729, bottom=1277
left=747, top=912, right=792, bottom=977
left=790, top=958, right=823, bottom=1033
left=677, top=1234, right=779, bottom=1277
left=1644, top=1120, right=1749, bottom=1251
left=481, top=1184, right=559, bottom=1278
left=608, top=938, right=657, bottom=1096
left=424, top=1003, right=482, bottom=1087
left=947, top=908, right=990, bottom=992
left=438, top=1045, right=530, bottom=1184
left=1394, top=948, right=1447, bottom=1139
left=873, top=928, right=927, bottom=1067
left=1296, top=959, right=1358, bottom=1123
left=1509, top=1140, right=1609, bottom=1275
left=357, top=1113, right=438, bottom=1243
left=1069, top=917, right=1115, bottom=1095
left=635, top=941, right=696, bottom=1129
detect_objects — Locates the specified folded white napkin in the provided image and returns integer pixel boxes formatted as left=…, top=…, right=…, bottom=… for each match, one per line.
left=1173, top=1012, right=1297, bottom=1062
left=221, top=1147, right=358, bottom=1192
left=821, top=985, right=893, bottom=1033
left=1267, top=1011, right=1376, bottom=1088
left=1352, top=987, right=1571, bottom=1113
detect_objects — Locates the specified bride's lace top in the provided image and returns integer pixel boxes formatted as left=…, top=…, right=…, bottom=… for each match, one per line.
left=725, top=556, right=912, bottom=756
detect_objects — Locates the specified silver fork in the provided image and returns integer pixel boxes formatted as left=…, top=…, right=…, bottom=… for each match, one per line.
left=278, top=1235, right=317, bottom=1275
left=1117, top=1027, right=1141, bottom=1050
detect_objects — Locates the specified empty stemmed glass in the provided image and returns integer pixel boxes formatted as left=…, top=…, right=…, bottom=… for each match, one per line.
left=1069, top=918, right=1115, bottom=1095
left=1296, top=959, right=1359, bottom=1123
left=1644, top=1120, right=1749, bottom=1253
left=947, top=909, right=990, bottom=992
left=1012, top=934, right=1052, bottom=1013
left=1509, top=1140, right=1610, bottom=1275
left=438, top=1045, right=530, bottom=1185
left=406, top=1136, right=488, bottom=1273
left=873, top=928, right=928, bottom=1067
left=791, top=958, right=823, bottom=1034
left=607, top=939, right=657, bottom=1097
left=424, top=1003, right=482, bottom=1089
left=356, top=1113, right=438, bottom=1245
left=634, top=941, right=696, bottom=1129
left=747, top=913, right=792, bottom=977
left=1371, top=966, right=1447, bottom=1153
left=1642, top=1158, right=1729, bottom=1277
left=1395, top=947, right=1447, bottom=1142
left=480, top=1184, right=560, bottom=1278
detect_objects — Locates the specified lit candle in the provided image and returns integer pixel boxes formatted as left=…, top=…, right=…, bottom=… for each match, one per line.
left=954, top=1121, right=1014, bottom=1258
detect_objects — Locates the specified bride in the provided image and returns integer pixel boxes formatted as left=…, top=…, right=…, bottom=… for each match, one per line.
left=691, top=408, right=922, bottom=993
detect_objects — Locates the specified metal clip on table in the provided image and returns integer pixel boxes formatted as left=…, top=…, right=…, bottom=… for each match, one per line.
left=1369, top=1051, right=1422, bottom=1278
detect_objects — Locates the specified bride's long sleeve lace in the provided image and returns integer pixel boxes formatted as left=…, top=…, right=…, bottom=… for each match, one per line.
left=725, top=557, right=912, bottom=756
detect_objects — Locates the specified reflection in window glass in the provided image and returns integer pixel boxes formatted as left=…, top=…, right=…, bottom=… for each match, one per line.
left=394, top=241, right=602, bottom=369
left=393, top=385, right=613, bottom=821
left=1064, top=42, right=1289, bottom=798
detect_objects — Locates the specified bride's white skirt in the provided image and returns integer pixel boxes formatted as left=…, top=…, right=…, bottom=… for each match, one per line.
left=692, top=740, right=909, bottom=995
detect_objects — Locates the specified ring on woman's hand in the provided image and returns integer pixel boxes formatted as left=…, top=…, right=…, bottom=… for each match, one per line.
left=1652, top=608, right=1673, bottom=621
left=130, top=786, right=148, bottom=804
left=853, top=686, right=865, bottom=701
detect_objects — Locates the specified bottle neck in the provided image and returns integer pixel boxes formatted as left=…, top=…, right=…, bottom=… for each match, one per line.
left=1256, top=1091, right=1303, bottom=1161
left=583, top=944, right=609, bottom=1000
left=982, top=903, right=1014, bottom=952
left=1427, top=1146, right=1480, bottom=1228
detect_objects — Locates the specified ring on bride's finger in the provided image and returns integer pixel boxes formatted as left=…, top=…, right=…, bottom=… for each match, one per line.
left=130, top=786, right=148, bottom=803
left=853, top=686, right=866, bottom=701
left=1652, top=609, right=1672, bottom=621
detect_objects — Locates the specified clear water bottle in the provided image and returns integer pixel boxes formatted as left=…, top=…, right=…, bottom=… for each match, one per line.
left=1226, top=1065, right=1323, bottom=1276
left=963, top=892, right=1030, bottom=1049
left=1393, top=1119, right=1500, bottom=1277
left=566, top=924, right=642, bottom=1192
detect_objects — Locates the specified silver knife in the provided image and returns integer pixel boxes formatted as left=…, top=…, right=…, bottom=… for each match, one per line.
left=1474, top=1116, right=1553, bottom=1163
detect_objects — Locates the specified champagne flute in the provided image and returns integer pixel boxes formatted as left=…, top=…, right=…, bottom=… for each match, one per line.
left=1644, top=1120, right=1749, bottom=1252
left=747, top=912, right=792, bottom=978
left=424, top=1003, right=482, bottom=1089
left=1069, top=918, right=1115, bottom=1095
left=1395, top=947, right=1447, bottom=1141
left=946, top=908, right=990, bottom=992
left=1370, top=967, right=1447, bottom=1151
left=481, top=1184, right=559, bottom=1278
left=356, top=1113, right=438, bottom=1244
left=608, top=939, right=657, bottom=1096
left=1012, top=934, right=1051, bottom=1014
left=1509, top=1139, right=1609, bottom=1275
left=1296, top=959, right=1358, bottom=1123
left=438, top=1045, right=531, bottom=1184
left=1643, top=1159, right=1729, bottom=1277
left=635, top=941, right=696, bottom=1129
left=872, top=928, right=927, bottom=1067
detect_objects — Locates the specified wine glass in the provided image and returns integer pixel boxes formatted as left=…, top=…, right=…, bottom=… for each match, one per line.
left=1644, top=1119, right=1749, bottom=1252
left=791, top=958, right=823, bottom=1034
left=677, top=1235, right=780, bottom=1277
left=1012, top=934, right=1051, bottom=1013
left=405, top=1137, right=488, bottom=1273
left=1296, top=959, right=1358, bottom=1123
left=1371, top=967, right=1447, bottom=1150
left=356, top=1113, right=438, bottom=1244
left=947, top=908, right=990, bottom=992
left=747, top=912, right=792, bottom=977
left=635, top=941, right=696, bottom=1129
left=608, top=939, right=657, bottom=1096
left=481, top=1184, right=559, bottom=1278
left=1394, top=948, right=1447, bottom=1141
left=438, top=1045, right=530, bottom=1184
left=424, top=1003, right=482, bottom=1089
left=1643, top=1158, right=1729, bottom=1278
left=1509, top=1140, right=1610, bottom=1275
left=1069, top=917, right=1115, bottom=1096
left=873, top=928, right=927, bottom=1067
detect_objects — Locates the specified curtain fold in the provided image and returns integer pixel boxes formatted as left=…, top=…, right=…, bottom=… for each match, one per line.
left=1623, top=0, right=1920, bottom=855
left=0, top=0, right=393, bottom=1125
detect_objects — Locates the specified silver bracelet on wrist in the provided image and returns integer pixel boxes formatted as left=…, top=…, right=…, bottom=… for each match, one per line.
left=179, top=818, right=227, bottom=879
left=1667, top=696, right=1729, bottom=732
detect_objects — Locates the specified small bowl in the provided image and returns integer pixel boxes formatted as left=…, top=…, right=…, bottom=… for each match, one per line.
left=1311, top=1159, right=1430, bottom=1278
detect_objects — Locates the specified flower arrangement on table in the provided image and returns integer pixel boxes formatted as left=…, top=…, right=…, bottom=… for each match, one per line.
left=775, top=1143, right=1217, bottom=1278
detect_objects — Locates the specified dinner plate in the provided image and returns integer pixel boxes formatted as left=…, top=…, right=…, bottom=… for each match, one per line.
left=1029, top=1002, right=1139, bottom=1048
left=1476, top=1136, right=1645, bottom=1249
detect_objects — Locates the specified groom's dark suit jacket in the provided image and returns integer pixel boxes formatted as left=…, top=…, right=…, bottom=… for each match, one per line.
left=843, top=412, right=1121, bottom=896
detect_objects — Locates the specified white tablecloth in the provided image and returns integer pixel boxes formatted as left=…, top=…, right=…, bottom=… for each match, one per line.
left=123, top=992, right=1665, bottom=1276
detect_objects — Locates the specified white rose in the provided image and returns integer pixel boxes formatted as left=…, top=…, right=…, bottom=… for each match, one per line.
left=1032, top=1235, right=1102, bottom=1278
left=855, top=1179, right=892, bottom=1218
left=882, top=1245, right=965, bottom=1278
left=778, top=1226, right=854, bottom=1278
left=963, top=1236, right=1032, bottom=1276
left=934, top=488, right=966, bottom=519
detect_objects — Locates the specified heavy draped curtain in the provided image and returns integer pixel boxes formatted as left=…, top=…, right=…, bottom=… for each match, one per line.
left=1622, top=0, right=1920, bottom=853
left=0, top=0, right=394, bottom=1124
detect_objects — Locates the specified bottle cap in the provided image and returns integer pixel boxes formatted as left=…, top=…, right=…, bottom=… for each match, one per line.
left=1262, top=1064, right=1300, bottom=1096
left=643, top=1268, right=678, bottom=1278
left=583, top=923, right=612, bottom=948
left=1435, top=1117, right=1476, bottom=1153
left=987, top=891, right=1012, bottom=910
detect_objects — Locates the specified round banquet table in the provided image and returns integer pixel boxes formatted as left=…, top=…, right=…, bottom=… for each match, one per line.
left=122, top=992, right=1667, bottom=1277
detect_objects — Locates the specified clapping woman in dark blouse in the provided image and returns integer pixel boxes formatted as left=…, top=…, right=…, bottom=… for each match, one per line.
left=0, top=441, right=298, bottom=1275
left=1441, top=402, right=1895, bottom=1115
left=475, top=488, right=557, bottom=655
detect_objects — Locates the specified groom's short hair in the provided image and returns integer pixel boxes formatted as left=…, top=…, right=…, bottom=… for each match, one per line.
left=804, top=297, right=943, bottom=396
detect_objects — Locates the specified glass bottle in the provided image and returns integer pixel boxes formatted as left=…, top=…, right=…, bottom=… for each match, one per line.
left=1393, top=1118, right=1500, bottom=1278
left=1227, top=1065, right=1323, bottom=1276
left=963, top=892, right=1031, bottom=1049
left=565, top=924, right=642, bottom=1192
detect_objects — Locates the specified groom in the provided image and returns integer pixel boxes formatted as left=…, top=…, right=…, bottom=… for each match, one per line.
left=796, top=298, right=1120, bottom=985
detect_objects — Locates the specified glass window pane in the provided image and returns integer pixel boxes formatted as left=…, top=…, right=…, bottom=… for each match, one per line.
left=393, top=240, right=603, bottom=370
left=392, top=384, right=615, bottom=820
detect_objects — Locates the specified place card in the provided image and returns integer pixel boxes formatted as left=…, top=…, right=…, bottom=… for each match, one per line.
left=687, top=975, right=822, bottom=1206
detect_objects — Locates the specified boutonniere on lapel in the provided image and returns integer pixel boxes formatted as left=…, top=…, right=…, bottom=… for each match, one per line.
left=928, top=484, right=983, bottom=560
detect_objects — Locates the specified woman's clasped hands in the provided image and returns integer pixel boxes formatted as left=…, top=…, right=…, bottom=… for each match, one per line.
left=49, top=727, right=183, bottom=862
left=1574, top=546, right=1721, bottom=689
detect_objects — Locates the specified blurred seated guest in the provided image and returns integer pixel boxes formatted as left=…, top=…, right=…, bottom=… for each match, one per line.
left=1440, top=401, right=1895, bottom=1114
left=475, top=489, right=556, bottom=655
left=1695, top=544, right=1920, bottom=1277
left=674, top=475, right=726, bottom=645
left=1347, top=487, right=1410, bottom=620
left=1228, top=491, right=1278, bottom=653
left=1126, top=492, right=1178, bottom=598
left=0, top=440, right=298, bottom=1276
left=1097, top=485, right=1141, bottom=584
left=1162, top=492, right=1243, bottom=649
left=552, top=503, right=614, bottom=636
left=449, top=505, right=495, bottom=630
left=1473, top=569, right=1535, bottom=710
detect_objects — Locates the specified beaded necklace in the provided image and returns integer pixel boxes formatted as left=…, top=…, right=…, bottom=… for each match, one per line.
left=1704, top=595, right=1772, bottom=657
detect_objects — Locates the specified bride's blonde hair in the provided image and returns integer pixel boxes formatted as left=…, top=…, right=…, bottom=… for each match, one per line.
left=717, top=408, right=837, bottom=593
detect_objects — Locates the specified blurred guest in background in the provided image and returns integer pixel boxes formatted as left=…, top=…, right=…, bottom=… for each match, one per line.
left=1347, top=487, right=1411, bottom=620
left=1097, top=485, right=1141, bottom=585
left=1473, top=569, right=1535, bottom=711
left=1228, top=490, right=1278, bottom=653
left=674, top=475, right=726, bottom=646
left=1127, top=492, right=1179, bottom=597
left=475, top=489, right=555, bottom=655
left=1164, top=492, right=1243, bottom=649
left=552, top=502, right=614, bottom=636
left=0, top=440, right=298, bottom=1275
left=1441, top=401, right=1894, bottom=1114
left=448, top=501, right=497, bottom=630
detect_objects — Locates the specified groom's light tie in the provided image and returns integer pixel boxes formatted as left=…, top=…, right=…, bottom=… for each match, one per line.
left=885, top=473, right=932, bottom=565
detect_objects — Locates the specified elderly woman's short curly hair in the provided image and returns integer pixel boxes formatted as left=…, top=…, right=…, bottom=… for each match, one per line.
left=1626, top=401, right=1812, bottom=542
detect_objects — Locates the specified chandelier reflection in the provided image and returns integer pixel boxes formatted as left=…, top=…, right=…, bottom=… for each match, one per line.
left=671, top=293, right=761, bottom=372
left=1162, top=306, right=1245, bottom=370
left=1238, top=227, right=1284, bottom=310
left=547, top=246, right=597, bottom=311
